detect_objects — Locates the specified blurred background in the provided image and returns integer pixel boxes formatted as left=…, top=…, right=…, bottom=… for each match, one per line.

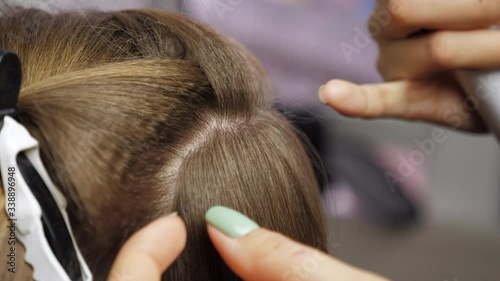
left=16, top=0, right=500, bottom=280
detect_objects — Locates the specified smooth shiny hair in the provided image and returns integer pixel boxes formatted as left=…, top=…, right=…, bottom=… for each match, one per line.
left=0, top=7, right=327, bottom=280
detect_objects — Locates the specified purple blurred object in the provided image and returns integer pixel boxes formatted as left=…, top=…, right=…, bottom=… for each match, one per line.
left=185, top=0, right=382, bottom=107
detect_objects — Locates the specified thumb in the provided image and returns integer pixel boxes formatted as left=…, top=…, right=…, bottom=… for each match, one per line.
left=107, top=213, right=187, bottom=281
left=318, top=79, right=485, bottom=132
left=206, top=206, right=389, bottom=281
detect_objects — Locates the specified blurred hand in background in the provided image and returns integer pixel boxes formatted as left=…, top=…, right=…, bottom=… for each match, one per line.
left=319, top=0, right=500, bottom=132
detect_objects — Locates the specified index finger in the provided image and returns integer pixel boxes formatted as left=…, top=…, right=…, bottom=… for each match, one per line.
left=205, top=206, right=388, bottom=281
left=375, top=0, right=500, bottom=39
left=318, top=79, right=485, bottom=132
left=209, top=227, right=387, bottom=281
left=107, top=214, right=187, bottom=281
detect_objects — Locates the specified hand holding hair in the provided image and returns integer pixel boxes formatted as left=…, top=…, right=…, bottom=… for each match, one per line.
left=2, top=7, right=386, bottom=280
left=107, top=214, right=186, bottom=281
left=318, top=0, right=500, bottom=132
left=108, top=206, right=388, bottom=281
left=206, top=206, right=389, bottom=281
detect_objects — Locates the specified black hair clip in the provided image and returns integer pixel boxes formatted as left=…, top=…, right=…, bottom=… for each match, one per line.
left=0, top=50, right=21, bottom=128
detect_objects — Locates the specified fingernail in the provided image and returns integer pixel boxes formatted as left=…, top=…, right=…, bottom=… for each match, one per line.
left=168, top=212, right=178, bottom=217
left=318, top=85, right=327, bottom=104
left=205, top=206, right=259, bottom=238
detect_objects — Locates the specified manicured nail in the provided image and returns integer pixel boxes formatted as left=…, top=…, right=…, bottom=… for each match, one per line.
left=318, top=84, right=327, bottom=104
left=205, top=206, right=259, bottom=238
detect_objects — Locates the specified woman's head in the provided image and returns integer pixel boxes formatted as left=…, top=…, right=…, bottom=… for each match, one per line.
left=0, top=7, right=327, bottom=280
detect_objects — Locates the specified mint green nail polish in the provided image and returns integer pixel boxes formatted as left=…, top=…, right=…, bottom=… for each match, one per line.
left=205, top=206, right=259, bottom=238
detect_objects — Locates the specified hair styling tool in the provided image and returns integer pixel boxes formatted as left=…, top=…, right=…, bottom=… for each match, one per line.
left=455, top=26, right=500, bottom=141
left=455, top=69, right=500, bottom=141
left=0, top=50, right=92, bottom=281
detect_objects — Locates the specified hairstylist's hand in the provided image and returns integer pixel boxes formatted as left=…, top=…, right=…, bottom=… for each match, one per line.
left=318, top=0, right=500, bottom=132
left=206, top=206, right=389, bottom=281
left=107, top=214, right=186, bottom=281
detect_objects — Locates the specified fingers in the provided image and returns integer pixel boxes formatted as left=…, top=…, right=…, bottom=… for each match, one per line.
left=107, top=214, right=187, bottom=281
left=378, top=30, right=500, bottom=80
left=318, top=79, right=485, bottom=131
left=319, top=80, right=410, bottom=118
left=375, top=0, right=500, bottom=39
left=206, top=206, right=388, bottom=281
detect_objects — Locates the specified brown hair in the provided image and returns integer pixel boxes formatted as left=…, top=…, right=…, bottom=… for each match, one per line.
left=0, top=7, right=328, bottom=281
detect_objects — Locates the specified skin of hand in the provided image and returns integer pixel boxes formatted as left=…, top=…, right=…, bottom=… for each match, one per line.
left=108, top=206, right=389, bottom=281
left=107, top=214, right=186, bottom=281
left=205, top=206, right=389, bottom=281
left=207, top=226, right=389, bottom=281
left=319, top=0, right=500, bottom=132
